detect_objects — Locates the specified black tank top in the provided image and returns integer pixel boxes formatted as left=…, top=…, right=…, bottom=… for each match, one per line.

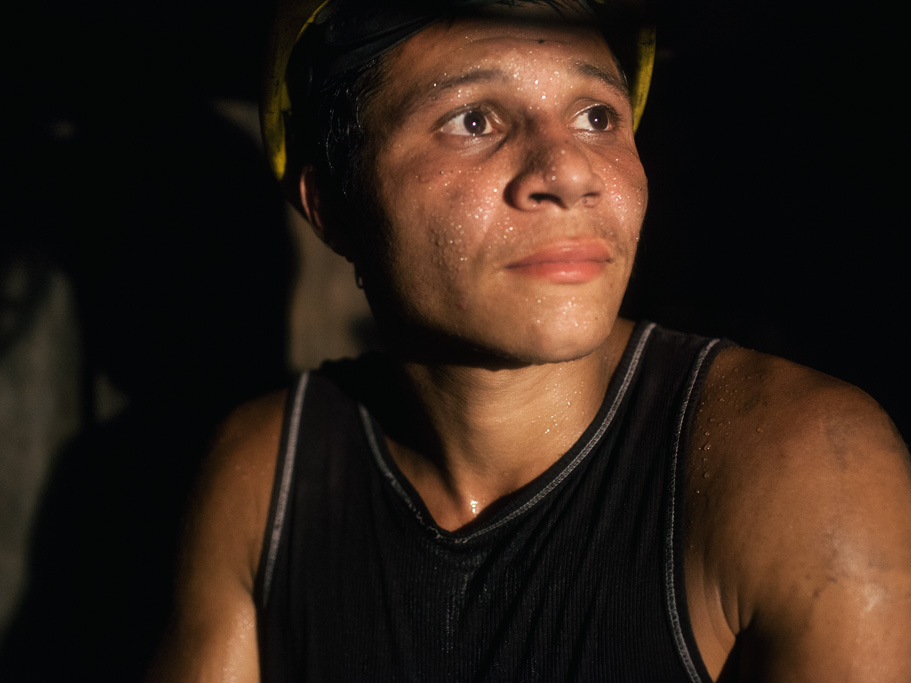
left=255, top=322, right=727, bottom=682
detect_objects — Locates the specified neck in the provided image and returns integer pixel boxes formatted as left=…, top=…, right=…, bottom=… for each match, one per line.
left=383, top=318, right=635, bottom=531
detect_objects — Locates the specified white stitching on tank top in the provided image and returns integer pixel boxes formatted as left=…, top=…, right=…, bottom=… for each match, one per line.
left=261, top=372, right=309, bottom=605
left=362, top=406, right=442, bottom=538
left=665, top=338, right=720, bottom=683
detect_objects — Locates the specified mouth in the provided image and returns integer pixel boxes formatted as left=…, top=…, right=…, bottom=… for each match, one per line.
left=504, top=240, right=612, bottom=284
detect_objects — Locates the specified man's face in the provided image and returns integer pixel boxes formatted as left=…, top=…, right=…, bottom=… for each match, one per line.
left=355, top=4, right=647, bottom=364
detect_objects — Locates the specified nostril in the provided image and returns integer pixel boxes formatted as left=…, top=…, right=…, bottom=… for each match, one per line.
left=581, top=192, right=600, bottom=207
left=529, top=192, right=563, bottom=206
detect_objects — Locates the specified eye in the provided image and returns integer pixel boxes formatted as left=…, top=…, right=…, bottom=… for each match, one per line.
left=570, top=105, right=614, bottom=132
left=440, top=109, right=495, bottom=136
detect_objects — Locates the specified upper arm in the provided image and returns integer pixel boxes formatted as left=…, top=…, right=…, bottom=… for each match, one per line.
left=741, top=391, right=911, bottom=681
left=690, top=350, right=911, bottom=681
left=146, top=391, right=286, bottom=683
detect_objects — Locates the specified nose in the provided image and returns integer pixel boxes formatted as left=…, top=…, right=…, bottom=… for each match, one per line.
left=505, top=128, right=603, bottom=211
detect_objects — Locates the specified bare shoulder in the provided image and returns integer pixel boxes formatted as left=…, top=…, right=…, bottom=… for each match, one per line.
left=189, top=388, right=288, bottom=584
left=146, top=388, right=288, bottom=682
left=686, top=346, right=911, bottom=681
left=696, top=345, right=908, bottom=474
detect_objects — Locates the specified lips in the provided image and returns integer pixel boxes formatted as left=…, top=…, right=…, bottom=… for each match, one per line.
left=505, top=241, right=612, bottom=284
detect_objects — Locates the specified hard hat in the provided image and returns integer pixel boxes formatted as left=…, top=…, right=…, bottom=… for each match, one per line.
left=260, top=0, right=656, bottom=196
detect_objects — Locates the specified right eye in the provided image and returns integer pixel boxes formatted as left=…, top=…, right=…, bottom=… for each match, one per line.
left=440, top=109, right=495, bottom=136
left=570, top=104, right=616, bottom=133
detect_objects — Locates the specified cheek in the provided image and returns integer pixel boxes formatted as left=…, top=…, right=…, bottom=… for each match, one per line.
left=382, top=156, right=505, bottom=264
left=368, top=163, right=476, bottom=308
left=600, top=154, right=648, bottom=241
left=603, top=151, right=647, bottom=206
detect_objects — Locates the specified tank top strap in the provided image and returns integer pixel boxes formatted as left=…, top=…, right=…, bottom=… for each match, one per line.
left=256, top=370, right=309, bottom=609
left=643, top=327, right=730, bottom=682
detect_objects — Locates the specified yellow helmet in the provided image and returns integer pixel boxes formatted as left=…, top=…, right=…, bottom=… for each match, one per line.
left=261, top=0, right=656, bottom=191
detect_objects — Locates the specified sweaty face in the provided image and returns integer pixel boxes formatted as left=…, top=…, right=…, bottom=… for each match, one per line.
left=357, top=6, right=647, bottom=364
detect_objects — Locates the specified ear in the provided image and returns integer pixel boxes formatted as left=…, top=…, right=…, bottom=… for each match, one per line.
left=298, top=165, right=353, bottom=260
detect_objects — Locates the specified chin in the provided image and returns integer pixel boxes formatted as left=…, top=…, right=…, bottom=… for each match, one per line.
left=370, top=283, right=624, bottom=367
left=468, top=314, right=620, bottom=366
left=520, top=331, right=614, bottom=365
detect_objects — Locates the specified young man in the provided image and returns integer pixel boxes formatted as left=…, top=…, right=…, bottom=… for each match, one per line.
left=149, top=1, right=911, bottom=680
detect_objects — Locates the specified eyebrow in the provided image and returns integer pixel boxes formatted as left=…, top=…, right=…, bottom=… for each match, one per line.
left=571, top=62, right=630, bottom=97
left=402, top=69, right=512, bottom=114
left=398, top=60, right=629, bottom=123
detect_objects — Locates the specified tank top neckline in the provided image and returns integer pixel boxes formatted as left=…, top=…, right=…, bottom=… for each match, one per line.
left=358, top=321, right=658, bottom=544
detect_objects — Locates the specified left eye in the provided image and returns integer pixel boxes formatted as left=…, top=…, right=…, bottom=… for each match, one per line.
left=571, top=105, right=613, bottom=132
left=440, top=109, right=494, bottom=136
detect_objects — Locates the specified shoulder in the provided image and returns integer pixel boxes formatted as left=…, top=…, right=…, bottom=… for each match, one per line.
left=187, top=387, right=289, bottom=587
left=146, top=387, right=289, bottom=681
left=694, top=345, right=906, bottom=467
left=687, top=346, right=911, bottom=680
left=693, top=346, right=909, bottom=508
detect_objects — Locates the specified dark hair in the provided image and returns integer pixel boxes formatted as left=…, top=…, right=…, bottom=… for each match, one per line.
left=286, top=47, right=390, bottom=233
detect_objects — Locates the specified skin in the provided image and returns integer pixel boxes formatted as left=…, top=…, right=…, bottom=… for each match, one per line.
left=685, top=348, right=911, bottom=681
left=147, top=4, right=911, bottom=681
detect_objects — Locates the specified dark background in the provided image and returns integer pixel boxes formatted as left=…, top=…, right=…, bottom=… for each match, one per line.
left=0, top=0, right=906, bottom=680
left=626, top=0, right=909, bottom=439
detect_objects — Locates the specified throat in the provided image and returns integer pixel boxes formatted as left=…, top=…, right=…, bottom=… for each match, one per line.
left=380, top=320, right=635, bottom=532
left=386, top=435, right=564, bottom=532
